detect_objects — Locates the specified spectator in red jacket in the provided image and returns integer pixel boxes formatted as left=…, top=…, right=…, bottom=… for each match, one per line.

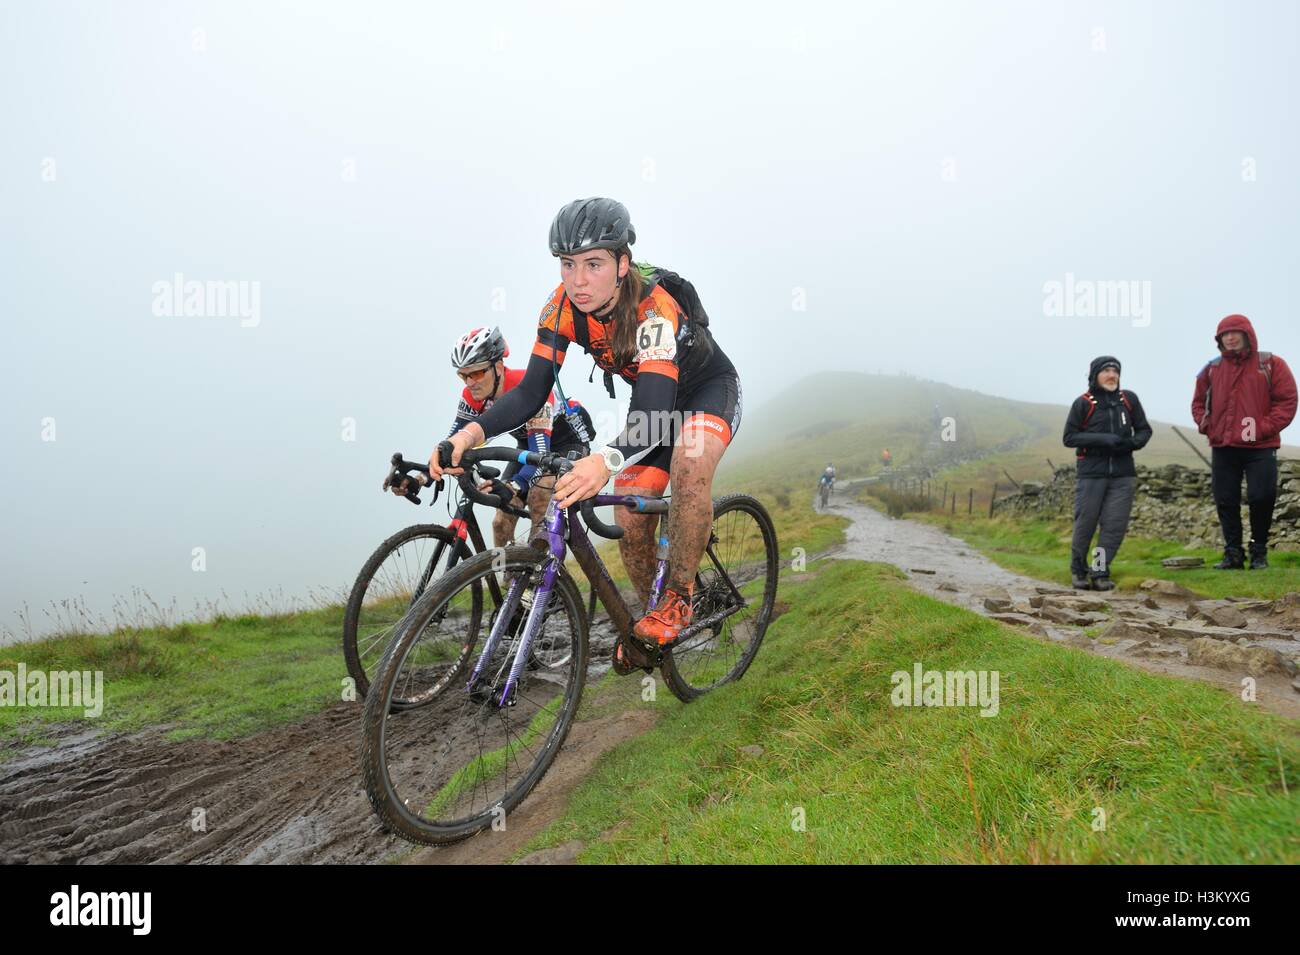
left=1191, top=314, right=1297, bottom=569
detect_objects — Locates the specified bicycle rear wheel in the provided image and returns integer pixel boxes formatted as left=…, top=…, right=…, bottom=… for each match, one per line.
left=360, top=546, right=588, bottom=845
left=660, top=494, right=779, bottom=703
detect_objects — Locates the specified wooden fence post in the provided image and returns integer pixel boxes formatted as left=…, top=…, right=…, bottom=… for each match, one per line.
left=967, top=488, right=974, bottom=515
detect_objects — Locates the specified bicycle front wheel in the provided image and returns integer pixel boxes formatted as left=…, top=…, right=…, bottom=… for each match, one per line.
left=660, top=493, right=779, bottom=703
left=343, top=523, right=471, bottom=705
left=360, top=546, right=588, bottom=845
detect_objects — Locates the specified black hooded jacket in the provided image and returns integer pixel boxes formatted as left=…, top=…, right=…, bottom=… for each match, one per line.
left=1062, top=356, right=1153, bottom=478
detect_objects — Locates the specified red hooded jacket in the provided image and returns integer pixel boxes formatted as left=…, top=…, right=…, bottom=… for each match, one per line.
left=1190, top=314, right=1296, bottom=449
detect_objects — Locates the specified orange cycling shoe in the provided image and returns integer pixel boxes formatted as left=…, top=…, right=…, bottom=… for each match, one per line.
left=632, top=588, right=693, bottom=647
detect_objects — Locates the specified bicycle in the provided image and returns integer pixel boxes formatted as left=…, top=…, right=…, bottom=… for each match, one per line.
left=360, top=444, right=780, bottom=845
left=818, top=478, right=833, bottom=510
left=343, top=452, right=595, bottom=706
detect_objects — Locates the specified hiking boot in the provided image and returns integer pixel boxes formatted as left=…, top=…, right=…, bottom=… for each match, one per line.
left=1071, top=571, right=1092, bottom=590
left=1089, top=574, right=1116, bottom=592
left=632, top=588, right=693, bottom=647
left=1248, top=543, right=1269, bottom=570
left=1214, top=547, right=1246, bottom=570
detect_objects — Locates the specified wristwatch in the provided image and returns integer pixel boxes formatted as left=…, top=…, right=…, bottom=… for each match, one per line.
left=597, top=446, right=625, bottom=476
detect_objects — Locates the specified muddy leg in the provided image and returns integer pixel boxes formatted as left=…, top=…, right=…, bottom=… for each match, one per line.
left=527, top=475, right=557, bottom=544
left=492, top=496, right=522, bottom=549
left=614, top=485, right=660, bottom=608
left=666, top=433, right=728, bottom=593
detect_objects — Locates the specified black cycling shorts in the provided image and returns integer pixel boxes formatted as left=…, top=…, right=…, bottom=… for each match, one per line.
left=616, top=371, right=742, bottom=494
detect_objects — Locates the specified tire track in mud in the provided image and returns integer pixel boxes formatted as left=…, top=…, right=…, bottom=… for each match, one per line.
left=0, top=617, right=646, bottom=864
left=0, top=703, right=407, bottom=864
left=1, top=554, right=785, bottom=865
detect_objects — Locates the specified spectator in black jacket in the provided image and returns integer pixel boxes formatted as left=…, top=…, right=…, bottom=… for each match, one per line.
left=1062, top=356, right=1153, bottom=590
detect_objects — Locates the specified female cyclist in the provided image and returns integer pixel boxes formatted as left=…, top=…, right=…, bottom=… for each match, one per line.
left=429, top=197, right=742, bottom=648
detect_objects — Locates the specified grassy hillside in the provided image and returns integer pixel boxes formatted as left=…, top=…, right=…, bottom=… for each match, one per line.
left=727, top=372, right=1057, bottom=481
left=523, top=560, right=1300, bottom=863
left=0, top=608, right=349, bottom=751
left=3, top=371, right=1297, bottom=865
left=724, top=371, right=1298, bottom=516
left=6, top=370, right=1282, bottom=751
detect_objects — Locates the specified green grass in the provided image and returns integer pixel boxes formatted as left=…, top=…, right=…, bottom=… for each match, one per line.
left=519, top=560, right=1300, bottom=863
left=0, top=607, right=351, bottom=749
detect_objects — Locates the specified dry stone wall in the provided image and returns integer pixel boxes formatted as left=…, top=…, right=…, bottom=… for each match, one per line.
left=994, top=459, right=1300, bottom=551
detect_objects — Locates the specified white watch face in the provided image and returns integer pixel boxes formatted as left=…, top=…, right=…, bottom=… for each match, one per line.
left=602, top=448, right=623, bottom=472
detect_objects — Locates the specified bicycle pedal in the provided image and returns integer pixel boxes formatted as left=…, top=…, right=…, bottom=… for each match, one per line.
left=614, top=638, right=659, bottom=674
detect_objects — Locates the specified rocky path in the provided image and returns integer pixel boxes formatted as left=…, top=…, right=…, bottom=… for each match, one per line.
left=824, top=496, right=1300, bottom=719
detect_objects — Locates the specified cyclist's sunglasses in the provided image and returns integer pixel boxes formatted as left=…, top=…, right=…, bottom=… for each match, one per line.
left=457, top=364, right=492, bottom=382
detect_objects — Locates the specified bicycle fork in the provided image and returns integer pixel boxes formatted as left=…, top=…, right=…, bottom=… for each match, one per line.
left=646, top=513, right=670, bottom=612
left=466, top=498, right=566, bottom=708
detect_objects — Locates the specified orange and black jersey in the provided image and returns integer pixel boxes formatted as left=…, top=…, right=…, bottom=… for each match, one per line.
left=534, top=283, right=683, bottom=386
left=472, top=278, right=735, bottom=468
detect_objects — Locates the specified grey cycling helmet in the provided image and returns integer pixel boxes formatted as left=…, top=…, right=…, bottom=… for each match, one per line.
left=549, top=197, right=635, bottom=256
left=451, top=326, right=508, bottom=369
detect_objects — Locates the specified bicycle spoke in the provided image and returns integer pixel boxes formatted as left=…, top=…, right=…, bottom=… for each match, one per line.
left=363, top=545, right=587, bottom=842
left=661, top=496, right=777, bottom=700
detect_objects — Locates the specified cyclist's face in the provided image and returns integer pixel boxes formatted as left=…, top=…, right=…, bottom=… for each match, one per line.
left=559, top=250, right=626, bottom=313
left=1097, top=367, right=1119, bottom=390
left=460, top=360, right=502, bottom=400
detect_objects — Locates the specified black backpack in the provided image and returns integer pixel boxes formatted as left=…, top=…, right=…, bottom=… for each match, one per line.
left=636, top=263, right=710, bottom=328
left=570, top=263, right=715, bottom=397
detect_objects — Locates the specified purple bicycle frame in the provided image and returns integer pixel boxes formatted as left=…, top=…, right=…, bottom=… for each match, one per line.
left=473, top=492, right=670, bottom=707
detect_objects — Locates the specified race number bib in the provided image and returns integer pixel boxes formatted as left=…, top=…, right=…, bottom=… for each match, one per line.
left=634, top=311, right=677, bottom=364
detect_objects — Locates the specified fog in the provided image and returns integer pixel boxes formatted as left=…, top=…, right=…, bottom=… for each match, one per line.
left=3, top=0, right=1295, bottom=639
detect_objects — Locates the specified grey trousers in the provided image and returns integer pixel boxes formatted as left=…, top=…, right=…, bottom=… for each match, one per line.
left=1070, top=476, right=1136, bottom=577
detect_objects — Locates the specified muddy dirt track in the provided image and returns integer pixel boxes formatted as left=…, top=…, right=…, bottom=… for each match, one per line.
left=0, top=703, right=407, bottom=864
left=0, top=616, right=632, bottom=865
left=3, top=498, right=1298, bottom=863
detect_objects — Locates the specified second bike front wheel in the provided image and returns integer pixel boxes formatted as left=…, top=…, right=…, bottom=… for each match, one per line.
left=343, top=523, right=472, bottom=705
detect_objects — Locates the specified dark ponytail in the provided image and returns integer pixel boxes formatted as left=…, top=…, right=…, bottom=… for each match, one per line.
left=606, top=246, right=643, bottom=368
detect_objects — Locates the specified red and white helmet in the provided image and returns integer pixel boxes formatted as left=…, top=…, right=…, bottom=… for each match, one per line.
left=450, top=326, right=509, bottom=369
